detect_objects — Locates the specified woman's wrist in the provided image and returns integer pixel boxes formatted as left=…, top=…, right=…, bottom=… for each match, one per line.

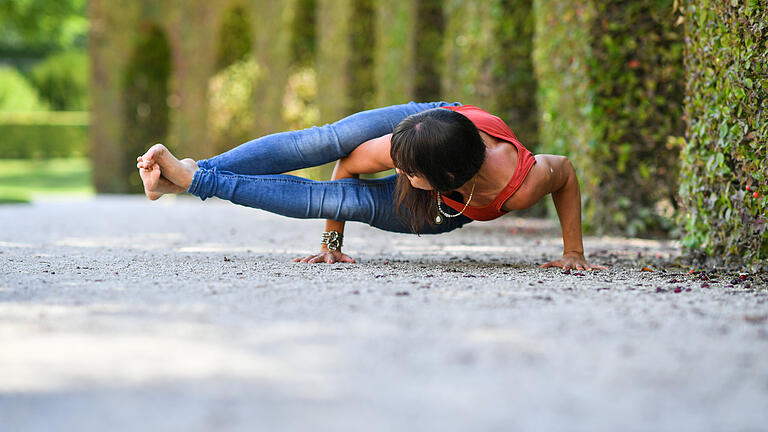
left=320, top=230, right=344, bottom=251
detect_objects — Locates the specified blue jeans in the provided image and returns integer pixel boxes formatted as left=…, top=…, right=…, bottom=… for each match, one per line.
left=187, top=101, right=472, bottom=234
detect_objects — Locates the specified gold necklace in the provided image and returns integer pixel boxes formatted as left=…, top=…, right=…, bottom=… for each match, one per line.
left=435, top=182, right=476, bottom=224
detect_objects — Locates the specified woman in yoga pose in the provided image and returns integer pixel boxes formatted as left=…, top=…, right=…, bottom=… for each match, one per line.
left=137, top=100, right=607, bottom=270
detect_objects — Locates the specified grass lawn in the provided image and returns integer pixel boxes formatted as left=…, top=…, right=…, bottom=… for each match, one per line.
left=0, top=158, right=94, bottom=203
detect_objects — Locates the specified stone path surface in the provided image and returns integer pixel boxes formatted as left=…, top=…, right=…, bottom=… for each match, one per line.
left=1, top=196, right=767, bottom=432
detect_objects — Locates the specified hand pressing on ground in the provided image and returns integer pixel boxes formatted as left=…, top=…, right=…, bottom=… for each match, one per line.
left=540, top=251, right=608, bottom=271
left=292, top=250, right=356, bottom=264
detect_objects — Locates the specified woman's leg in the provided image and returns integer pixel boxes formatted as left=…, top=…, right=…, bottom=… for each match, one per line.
left=187, top=172, right=472, bottom=234
left=195, top=101, right=462, bottom=175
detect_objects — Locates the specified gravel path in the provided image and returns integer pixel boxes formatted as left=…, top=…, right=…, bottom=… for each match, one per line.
left=1, top=196, right=767, bottom=432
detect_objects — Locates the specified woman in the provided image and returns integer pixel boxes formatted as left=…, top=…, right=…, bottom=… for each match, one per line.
left=137, top=100, right=607, bottom=270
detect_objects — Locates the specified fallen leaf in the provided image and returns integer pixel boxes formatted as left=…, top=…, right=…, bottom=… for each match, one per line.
left=744, top=314, right=767, bottom=324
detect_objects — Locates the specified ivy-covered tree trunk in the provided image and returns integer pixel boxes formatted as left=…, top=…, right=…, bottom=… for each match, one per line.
left=89, top=0, right=133, bottom=192
left=413, top=0, right=445, bottom=103
left=493, top=0, right=538, bottom=152
left=679, top=0, right=767, bottom=270
left=348, top=0, right=375, bottom=112
left=441, top=1, right=497, bottom=108
left=313, top=0, right=374, bottom=179
left=316, top=0, right=352, bottom=125
left=165, top=1, right=217, bottom=160
left=374, top=0, right=416, bottom=107
left=250, top=0, right=294, bottom=138
left=532, top=0, right=685, bottom=236
left=441, top=0, right=538, bottom=147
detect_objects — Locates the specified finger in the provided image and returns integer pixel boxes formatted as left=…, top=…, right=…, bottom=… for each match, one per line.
left=576, top=265, right=584, bottom=271
left=308, top=255, right=324, bottom=263
left=325, top=255, right=335, bottom=263
left=340, top=255, right=356, bottom=263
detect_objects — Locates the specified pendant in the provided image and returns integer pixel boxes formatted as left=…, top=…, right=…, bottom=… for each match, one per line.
left=435, top=214, right=443, bottom=224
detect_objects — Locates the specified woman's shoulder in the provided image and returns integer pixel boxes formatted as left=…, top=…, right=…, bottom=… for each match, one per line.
left=442, top=105, right=511, bottom=133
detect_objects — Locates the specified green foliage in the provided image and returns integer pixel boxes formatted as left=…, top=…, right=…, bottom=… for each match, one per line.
left=121, top=26, right=172, bottom=193
left=215, top=5, right=253, bottom=70
left=533, top=0, right=685, bottom=237
left=0, top=111, right=88, bottom=158
left=0, top=0, right=88, bottom=52
left=29, top=49, right=89, bottom=110
left=0, top=66, right=48, bottom=111
left=290, top=0, right=317, bottom=67
left=282, top=65, right=319, bottom=131
left=208, top=56, right=263, bottom=154
left=679, top=0, right=767, bottom=270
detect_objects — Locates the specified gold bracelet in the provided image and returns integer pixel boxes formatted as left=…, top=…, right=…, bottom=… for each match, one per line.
left=321, top=231, right=343, bottom=251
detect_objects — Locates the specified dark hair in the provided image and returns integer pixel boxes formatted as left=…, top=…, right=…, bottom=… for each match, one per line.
left=390, top=108, right=486, bottom=234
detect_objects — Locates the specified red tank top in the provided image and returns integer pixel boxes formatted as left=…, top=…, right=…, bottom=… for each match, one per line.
left=438, top=105, right=536, bottom=221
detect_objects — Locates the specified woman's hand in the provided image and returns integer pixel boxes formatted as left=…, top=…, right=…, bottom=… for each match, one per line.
left=292, top=250, right=356, bottom=264
left=540, top=251, right=608, bottom=271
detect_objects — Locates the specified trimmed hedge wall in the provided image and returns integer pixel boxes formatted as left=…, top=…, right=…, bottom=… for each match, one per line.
left=680, top=1, right=767, bottom=269
left=533, top=0, right=685, bottom=236
left=0, top=112, right=88, bottom=158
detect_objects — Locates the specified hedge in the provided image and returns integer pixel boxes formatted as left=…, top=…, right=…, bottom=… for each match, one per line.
left=0, top=111, right=88, bottom=158
left=679, top=0, right=767, bottom=270
left=533, top=0, right=685, bottom=236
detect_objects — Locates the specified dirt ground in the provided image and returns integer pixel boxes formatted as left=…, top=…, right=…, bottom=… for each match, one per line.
left=1, top=195, right=767, bottom=432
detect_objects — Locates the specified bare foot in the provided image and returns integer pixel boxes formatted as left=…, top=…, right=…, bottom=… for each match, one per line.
left=138, top=163, right=186, bottom=200
left=137, top=144, right=197, bottom=190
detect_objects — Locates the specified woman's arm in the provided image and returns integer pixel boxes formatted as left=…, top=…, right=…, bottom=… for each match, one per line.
left=509, top=155, right=607, bottom=271
left=292, top=134, right=394, bottom=264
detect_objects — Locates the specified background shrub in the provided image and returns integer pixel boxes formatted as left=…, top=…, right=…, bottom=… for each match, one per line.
left=207, top=56, right=263, bottom=154
left=533, top=0, right=685, bottom=237
left=0, top=66, right=49, bottom=112
left=679, top=1, right=767, bottom=270
left=29, top=49, right=89, bottom=110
